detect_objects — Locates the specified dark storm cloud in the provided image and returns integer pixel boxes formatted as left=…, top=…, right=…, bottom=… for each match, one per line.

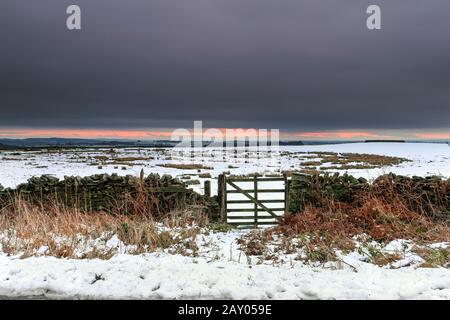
left=0, top=0, right=449, bottom=130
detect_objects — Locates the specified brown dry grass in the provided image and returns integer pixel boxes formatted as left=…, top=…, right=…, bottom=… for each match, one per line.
left=236, top=194, right=449, bottom=267
left=278, top=195, right=449, bottom=243
left=319, top=152, right=408, bottom=167
left=0, top=193, right=208, bottom=259
left=157, top=163, right=212, bottom=170
left=412, top=246, right=450, bottom=268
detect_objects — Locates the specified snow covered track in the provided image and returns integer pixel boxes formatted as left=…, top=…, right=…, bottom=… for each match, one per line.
left=1, top=253, right=449, bottom=300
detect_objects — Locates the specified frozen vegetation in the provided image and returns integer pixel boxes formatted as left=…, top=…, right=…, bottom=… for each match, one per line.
left=0, top=142, right=449, bottom=299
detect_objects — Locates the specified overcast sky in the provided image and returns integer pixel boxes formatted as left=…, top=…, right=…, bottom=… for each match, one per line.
left=0, top=0, right=449, bottom=138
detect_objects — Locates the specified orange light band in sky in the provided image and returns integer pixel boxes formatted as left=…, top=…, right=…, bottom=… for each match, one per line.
left=0, top=128, right=449, bottom=140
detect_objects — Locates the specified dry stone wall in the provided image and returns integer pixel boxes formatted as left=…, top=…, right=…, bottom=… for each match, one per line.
left=0, top=173, right=204, bottom=215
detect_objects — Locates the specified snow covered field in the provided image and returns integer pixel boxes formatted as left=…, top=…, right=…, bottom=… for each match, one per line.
left=281, top=142, right=450, bottom=179
left=1, top=251, right=449, bottom=299
left=1, top=228, right=449, bottom=299
left=1, top=142, right=449, bottom=195
left=0, top=142, right=449, bottom=300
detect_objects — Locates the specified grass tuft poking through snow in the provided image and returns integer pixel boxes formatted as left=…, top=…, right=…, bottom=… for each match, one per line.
left=0, top=197, right=209, bottom=259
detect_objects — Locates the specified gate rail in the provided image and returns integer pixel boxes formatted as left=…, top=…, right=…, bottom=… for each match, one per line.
left=218, top=174, right=289, bottom=228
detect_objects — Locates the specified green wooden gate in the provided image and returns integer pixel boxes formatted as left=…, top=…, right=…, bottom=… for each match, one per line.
left=218, top=174, right=289, bottom=228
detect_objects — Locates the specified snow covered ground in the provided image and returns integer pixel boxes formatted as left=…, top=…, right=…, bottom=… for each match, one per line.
left=1, top=142, right=449, bottom=195
left=0, top=142, right=449, bottom=300
left=281, top=142, right=450, bottom=180
left=1, top=228, right=449, bottom=299
left=1, top=252, right=449, bottom=299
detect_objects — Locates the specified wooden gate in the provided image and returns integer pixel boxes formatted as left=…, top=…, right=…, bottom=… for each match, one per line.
left=218, top=174, right=289, bottom=228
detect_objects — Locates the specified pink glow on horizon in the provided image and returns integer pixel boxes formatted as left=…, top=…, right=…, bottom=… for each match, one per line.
left=0, top=128, right=271, bottom=139
left=0, top=129, right=174, bottom=139
left=293, top=131, right=394, bottom=139
left=414, top=132, right=450, bottom=140
left=0, top=128, right=448, bottom=140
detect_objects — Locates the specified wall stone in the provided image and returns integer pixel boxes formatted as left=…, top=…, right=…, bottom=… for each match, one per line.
left=0, top=173, right=204, bottom=215
left=288, top=172, right=449, bottom=221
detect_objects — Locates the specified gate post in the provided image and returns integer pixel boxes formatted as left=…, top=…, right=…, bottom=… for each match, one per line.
left=218, top=174, right=227, bottom=222
left=284, top=173, right=289, bottom=214
left=253, top=174, right=258, bottom=228
left=204, top=180, right=211, bottom=198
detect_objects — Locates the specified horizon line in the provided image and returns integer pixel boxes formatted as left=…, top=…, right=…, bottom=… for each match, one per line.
left=0, top=128, right=449, bottom=141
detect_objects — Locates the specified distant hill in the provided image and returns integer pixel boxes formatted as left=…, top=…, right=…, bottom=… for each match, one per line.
left=365, top=140, right=406, bottom=143
left=0, top=142, right=18, bottom=150
left=0, top=138, right=144, bottom=148
left=0, top=138, right=372, bottom=149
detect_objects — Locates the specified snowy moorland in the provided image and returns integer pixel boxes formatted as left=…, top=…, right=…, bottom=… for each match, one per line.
left=0, top=224, right=449, bottom=300
left=0, top=142, right=449, bottom=195
left=0, top=142, right=449, bottom=299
